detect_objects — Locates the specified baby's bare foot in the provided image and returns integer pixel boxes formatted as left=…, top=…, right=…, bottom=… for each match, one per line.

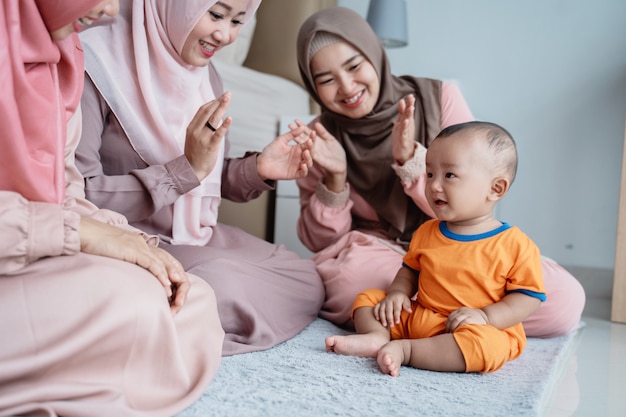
left=325, top=334, right=387, bottom=358
left=377, top=340, right=406, bottom=377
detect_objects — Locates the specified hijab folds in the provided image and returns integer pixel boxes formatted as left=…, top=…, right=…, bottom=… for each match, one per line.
left=79, top=0, right=261, bottom=245
left=1, top=0, right=99, bottom=203
left=297, top=7, right=442, bottom=244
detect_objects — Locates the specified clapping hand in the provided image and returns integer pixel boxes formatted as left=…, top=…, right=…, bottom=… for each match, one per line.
left=256, top=123, right=313, bottom=181
left=185, top=92, right=232, bottom=181
left=391, top=94, right=417, bottom=165
left=289, top=119, right=347, bottom=192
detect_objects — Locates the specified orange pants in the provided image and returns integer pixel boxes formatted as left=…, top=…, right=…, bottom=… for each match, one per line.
left=353, top=288, right=526, bottom=373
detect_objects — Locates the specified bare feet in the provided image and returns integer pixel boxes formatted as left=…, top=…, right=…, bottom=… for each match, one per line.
left=325, top=333, right=388, bottom=358
left=377, top=340, right=407, bottom=377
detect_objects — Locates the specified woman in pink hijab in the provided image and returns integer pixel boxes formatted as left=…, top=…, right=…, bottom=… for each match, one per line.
left=76, top=0, right=325, bottom=356
left=0, top=1, right=224, bottom=416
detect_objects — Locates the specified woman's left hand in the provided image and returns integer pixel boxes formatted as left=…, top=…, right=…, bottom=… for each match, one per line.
left=256, top=125, right=313, bottom=181
left=392, top=94, right=417, bottom=165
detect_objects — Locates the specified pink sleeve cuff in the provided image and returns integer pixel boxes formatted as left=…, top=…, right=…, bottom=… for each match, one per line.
left=392, top=143, right=427, bottom=184
left=315, top=181, right=351, bottom=208
left=28, top=201, right=80, bottom=263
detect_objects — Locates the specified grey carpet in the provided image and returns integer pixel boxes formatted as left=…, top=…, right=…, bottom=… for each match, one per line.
left=177, top=318, right=582, bottom=417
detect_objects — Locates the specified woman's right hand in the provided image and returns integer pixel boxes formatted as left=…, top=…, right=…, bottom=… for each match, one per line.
left=184, top=92, right=232, bottom=181
left=291, top=120, right=347, bottom=192
left=79, top=217, right=189, bottom=315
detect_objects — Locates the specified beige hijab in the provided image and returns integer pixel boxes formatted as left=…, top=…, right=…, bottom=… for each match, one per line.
left=297, top=7, right=442, bottom=243
left=79, top=0, right=261, bottom=245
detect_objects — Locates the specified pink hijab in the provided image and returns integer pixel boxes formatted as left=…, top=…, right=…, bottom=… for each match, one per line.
left=79, top=0, right=261, bottom=245
left=0, top=0, right=99, bottom=203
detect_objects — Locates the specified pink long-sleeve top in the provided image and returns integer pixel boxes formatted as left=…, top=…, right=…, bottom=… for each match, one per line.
left=76, top=76, right=273, bottom=239
left=0, top=109, right=133, bottom=275
left=297, top=82, right=474, bottom=253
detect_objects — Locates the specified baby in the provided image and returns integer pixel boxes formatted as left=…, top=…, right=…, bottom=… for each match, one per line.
left=325, top=121, right=546, bottom=376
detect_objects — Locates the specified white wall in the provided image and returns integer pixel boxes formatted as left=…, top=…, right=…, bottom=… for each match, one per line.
left=339, top=0, right=626, bottom=270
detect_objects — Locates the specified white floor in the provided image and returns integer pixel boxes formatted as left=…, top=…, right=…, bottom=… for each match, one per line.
left=543, top=267, right=626, bottom=417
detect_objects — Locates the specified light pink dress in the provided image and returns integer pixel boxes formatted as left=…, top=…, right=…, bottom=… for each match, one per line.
left=0, top=2, right=224, bottom=415
left=297, top=82, right=586, bottom=337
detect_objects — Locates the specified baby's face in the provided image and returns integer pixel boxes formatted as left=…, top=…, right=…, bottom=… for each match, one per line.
left=425, top=133, right=496, bottom=223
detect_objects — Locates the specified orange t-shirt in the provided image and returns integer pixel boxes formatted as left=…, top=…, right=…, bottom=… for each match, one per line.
left=403, top=220, right=545, bottom=317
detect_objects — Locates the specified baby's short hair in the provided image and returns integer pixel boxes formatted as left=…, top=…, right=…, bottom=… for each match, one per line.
left=436, top=121, right=518, bottom=184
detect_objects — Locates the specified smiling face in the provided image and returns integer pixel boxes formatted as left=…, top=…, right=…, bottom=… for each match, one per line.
left=425, top=131, right=500, bottom=227
left=180, top=0, right=248, bottom=67
left=309, top=41, right=380, bottom=119
left=50, top=0, right=119, bottom=40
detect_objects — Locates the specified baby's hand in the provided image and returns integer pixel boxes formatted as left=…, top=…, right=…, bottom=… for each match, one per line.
left=373, top=290, right=412, bottom=328
left=446, top=307, right=489, bottom=332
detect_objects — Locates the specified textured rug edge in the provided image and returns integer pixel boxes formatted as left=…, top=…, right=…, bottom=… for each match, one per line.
left=177, top=318, right=585, bottom=417
left=536, top=321, right=586, bottom=414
